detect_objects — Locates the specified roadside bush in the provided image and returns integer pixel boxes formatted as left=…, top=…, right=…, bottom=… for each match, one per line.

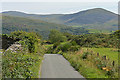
left=68, top=46, right=80, bottom=51
left=58, top=42, right=72, bottom=52
left=2, top=50, right=41, bottom=78
left=10, top=31, right=40, bottom=53
left=49, top=30, right=67, bottom=43
left=82, top=52, right=89, bottom=59
left=53, top=42, right=60, bottom=49
left=46, top=47, right=53, bottom=54
left=71, top=32, right=118, bottom=48
left=71, top=41, right=77, bottom=46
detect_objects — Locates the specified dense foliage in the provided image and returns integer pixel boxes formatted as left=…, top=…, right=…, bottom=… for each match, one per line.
left=2, top=34, right=17, bottom=49
left=45, top=30, right=119, bottom=78
left=10, top=31, right=41, bottom=53
left=2, top=51, right=42, bottom=78
left=71, top=33, right=118, bottom=48
left=48, top=30, right=119, bottom=49
left=49, top=30, right=67, bottom=43
left=2, top=31, right=45, bottom=78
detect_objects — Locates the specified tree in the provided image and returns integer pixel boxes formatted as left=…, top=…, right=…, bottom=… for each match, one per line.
left=49, top=30, right=67, bottom=43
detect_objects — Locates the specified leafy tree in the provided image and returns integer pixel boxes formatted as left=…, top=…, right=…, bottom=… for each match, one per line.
left=53, top=42, right=60, bottom=49
left=10, top=31, right=41, bottom=53
left=49, top=30, right=67, bottom=43
left=58, top=42, right=72, bottom=52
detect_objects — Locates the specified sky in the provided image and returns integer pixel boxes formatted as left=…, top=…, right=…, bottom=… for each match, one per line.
left=0, top=0, right=119, bottom=14
left=1, top=0, right=119, bottom=2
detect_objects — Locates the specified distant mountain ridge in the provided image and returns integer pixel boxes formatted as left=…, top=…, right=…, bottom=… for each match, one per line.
left=2, top=8, right=118, bottom=37
left=2, top=8, right=117, bottom=25
left=2, top=15, right=89, bottom=39
left=60, top=8, right=117, bottom=25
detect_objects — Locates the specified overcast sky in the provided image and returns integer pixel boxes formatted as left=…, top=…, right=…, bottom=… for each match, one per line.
left=1, top=0, right=119, bottom=2
left=0, top=0, right=119, bottom=14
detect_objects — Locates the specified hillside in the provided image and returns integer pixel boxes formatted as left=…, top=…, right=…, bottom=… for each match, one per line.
left=60, top=8, right=117, bottom=25
left=2, top=15, right=68, bottom=39
left=2, top=8, right=118, bottom=31
left=2, top=15, right=89, bottom=39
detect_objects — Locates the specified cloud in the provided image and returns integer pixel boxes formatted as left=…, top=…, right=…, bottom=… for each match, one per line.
left=1, top=0, right=119, bottom=2
left=1, top=2, right=118, bottom=14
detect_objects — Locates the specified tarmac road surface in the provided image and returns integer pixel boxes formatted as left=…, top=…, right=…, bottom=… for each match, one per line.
left=41, top=54, right=85, bottom=78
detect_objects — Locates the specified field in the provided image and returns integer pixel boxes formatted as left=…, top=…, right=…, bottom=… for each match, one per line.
left=71, top=26, right=113, bottom=34
left=72, top=25, right=83, bottom=27
left=88, top=29, right=112, bottom=34
left=85, top=48, right=118, bottom=62
left=44, top=44, right=53, bottom=49
left=62, top=47, right=118, bottom=78
left=63, top=53, right=108, bottom=78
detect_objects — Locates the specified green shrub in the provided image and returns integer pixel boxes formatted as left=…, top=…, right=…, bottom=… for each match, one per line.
left=46, top=47, right=53, bottom=54
left=10, top=31, right=41, bottom=53
left=71, top=41, right=77, bottom=46
left=2, top=50, right=41, bottom=78
left=53, top=42, right=60, bottom=49
left=82, top=52, right=89, bottom=59
left=68, top=46, right=80, bottom=51
left=58, top=42, right=72, bottom=52
left=49, top=30, right=67, bottom=43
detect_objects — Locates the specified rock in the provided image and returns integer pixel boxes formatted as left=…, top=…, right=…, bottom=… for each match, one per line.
left=6, top=42, right=22, bottom=53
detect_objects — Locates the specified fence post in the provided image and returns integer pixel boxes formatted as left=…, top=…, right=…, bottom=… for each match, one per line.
left=102, top=56, right=106, bottom=60
left=97, top=53, right=99, bottom=57
left=112, top=61, right=115, bottom=67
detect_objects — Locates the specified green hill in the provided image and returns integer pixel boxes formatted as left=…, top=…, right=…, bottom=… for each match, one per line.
left=2, top=15, right=89, bottom=39
left=2, top=15, right=68, bottom=39
left=3, top=8, right=118, bottom=31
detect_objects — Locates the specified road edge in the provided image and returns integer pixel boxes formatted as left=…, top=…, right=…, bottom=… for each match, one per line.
left=39, top=56, right=44, bottom=78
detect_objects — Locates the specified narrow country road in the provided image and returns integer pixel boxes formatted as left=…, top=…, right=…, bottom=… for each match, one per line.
left=41, top=54, right=85, bottom=78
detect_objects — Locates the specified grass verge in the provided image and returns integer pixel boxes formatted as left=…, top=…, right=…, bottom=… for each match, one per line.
left=62, top=47, right=118, bottom=78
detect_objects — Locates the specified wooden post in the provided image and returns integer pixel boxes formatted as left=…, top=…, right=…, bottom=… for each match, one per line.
left=91, top=51, right=93, bottom=53
left=112, top=61, right=115, bottom=67
left=102, top=56, right=106, bottom=60
left=97, top=53, right=99, bottom=57
left=104, top=56, right=106, bottom=60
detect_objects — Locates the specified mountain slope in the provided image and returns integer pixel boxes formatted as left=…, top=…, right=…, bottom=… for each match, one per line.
left=2, top=8, right=118, bottom=34
left=3, top=8, right=117, bottom=25
left=2, top=15, right=89, bottom=39
left=60, top=8, right=117, bottom=25
left=2, top=15, right=68, bottom=39
left=2, top=11, right=64, bottom=24
left=2, top=8, right=118, bottom=31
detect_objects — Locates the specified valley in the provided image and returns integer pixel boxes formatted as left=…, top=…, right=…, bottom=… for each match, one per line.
left=1, top=8, right=119, bottom=79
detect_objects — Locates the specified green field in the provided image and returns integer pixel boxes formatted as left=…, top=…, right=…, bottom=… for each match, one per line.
left=88, top=29, right=112, bottom=34
left=62, top=47, right=118, bottom=78
left=72, top=25, right=83, bottom=27
left=83, top=48, right=118, bottom=62
left=44, top=44, right=53, bottom=49
left=63, top=53, right=108, bottom=78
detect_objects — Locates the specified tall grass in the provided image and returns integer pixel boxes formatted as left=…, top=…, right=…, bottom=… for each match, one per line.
left=62, top=48, right=118, bottom=78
